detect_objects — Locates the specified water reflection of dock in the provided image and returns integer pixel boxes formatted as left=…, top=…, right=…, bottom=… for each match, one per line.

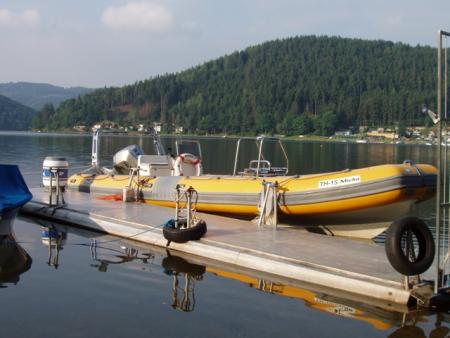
left=22, top=188, right=432, bottom=307
left=23, top=220, right=441, bottom=334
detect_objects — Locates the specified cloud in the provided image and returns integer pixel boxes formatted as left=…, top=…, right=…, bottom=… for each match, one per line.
left=102, top=2, right=173, bottom=32
left=0, top=8, right=40, bottom=28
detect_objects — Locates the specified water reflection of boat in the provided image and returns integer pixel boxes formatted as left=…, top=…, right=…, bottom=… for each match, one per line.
left=22, top=218, right=436, bottom=332
left=0, top=234, right=32, bottom=287
left=0, top=165, right=32, bottom=236
left=68, top=134, right=437, bottom=239
left=157, top=251, right=423, bottom=331
left=206, top=266, right=402, bottom=330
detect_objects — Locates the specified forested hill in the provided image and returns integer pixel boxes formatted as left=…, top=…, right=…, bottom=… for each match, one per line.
left=0, top=94, right=35, bottom=130
left=0, top=82, right=93, bottom=111
left=32, top=36, right=437, bottom=135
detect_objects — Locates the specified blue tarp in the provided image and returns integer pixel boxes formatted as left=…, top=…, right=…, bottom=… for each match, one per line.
left=0, top=165, right=32, bottom=214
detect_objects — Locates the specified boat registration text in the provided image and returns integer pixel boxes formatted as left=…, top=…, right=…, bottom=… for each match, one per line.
left=318, top=175, right=361, bottom=189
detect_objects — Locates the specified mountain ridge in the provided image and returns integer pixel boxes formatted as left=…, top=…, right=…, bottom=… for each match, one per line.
left=31, top=35, right=437, bottom=135
left=0, top=82, right=93, bottom=111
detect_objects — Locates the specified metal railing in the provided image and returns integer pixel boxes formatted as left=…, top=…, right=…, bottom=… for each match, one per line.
left=232, top=136, right=289, bottom=177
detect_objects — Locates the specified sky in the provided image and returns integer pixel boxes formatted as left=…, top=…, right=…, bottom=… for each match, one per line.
left=1, top=0, right=450, bottom=88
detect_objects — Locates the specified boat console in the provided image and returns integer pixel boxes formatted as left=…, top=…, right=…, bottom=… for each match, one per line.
left=138, top=155, right=173, bottom=176
left=243, top=160, right=289, bottom=177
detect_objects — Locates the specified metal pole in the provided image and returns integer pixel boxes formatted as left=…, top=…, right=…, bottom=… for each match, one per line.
left=273, top=182, right=278, bottom=228
left=187, top=188, right=191, bottom=228
left=153, top=131, right=165, bottom=156
left=435, top=31, right=442, bottom=293
left=446, top=38, right=448, bottom=122
left=233, top=139, right=241, bottom=176
left=56, top=170, right=60, bottom=206
left=404, top=275, right=410, bottom=291
left=444, top=38, right=448, bottom=200
left=445, top=39, right=450, bottom=267
left=137, top=167, right=140, bottom=200
left=92, top=129, right=100, bottom=167
left=435, top=30, right=450, bottom=293
left=279, top=140, right=289, bottom=175
left=256, top=138, right=263, bottom=178
left=175, top=185, right=180, bottom=226
left=49, top=167, right=53, bottom=206
left=435, top=30, right=450, bottom=292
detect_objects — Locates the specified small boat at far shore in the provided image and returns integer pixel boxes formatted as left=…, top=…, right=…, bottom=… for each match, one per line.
left=0, top=165, right=32, bottom=236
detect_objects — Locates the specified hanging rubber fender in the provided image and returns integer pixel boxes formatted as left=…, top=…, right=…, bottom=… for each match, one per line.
left=162, top=254, right=206, bottom=279
left=163, top=219, right=207, bottom=244
left=173, top=153, right=202, bottom=176
left=385, top=217, right=435, bottom=276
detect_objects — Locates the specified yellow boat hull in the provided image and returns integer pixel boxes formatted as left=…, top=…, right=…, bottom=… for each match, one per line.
left=68, top=162, right=436, bottom=227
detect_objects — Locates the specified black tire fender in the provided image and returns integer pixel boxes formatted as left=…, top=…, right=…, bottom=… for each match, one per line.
left=385, top=217, right=435, bottom=276
left=163, top=220, right=207, bottom=244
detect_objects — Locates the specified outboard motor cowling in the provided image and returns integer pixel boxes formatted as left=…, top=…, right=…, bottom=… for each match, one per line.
left=42, top=157, right=69, bottom=189
left=113, top=145, right=144, bottom=174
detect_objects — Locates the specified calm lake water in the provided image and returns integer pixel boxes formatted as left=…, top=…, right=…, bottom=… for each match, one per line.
left=0, top=131, right=447, bottom=337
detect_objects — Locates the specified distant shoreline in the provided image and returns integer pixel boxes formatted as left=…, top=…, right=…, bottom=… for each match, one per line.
left=0, top=129, right=438, bottom=146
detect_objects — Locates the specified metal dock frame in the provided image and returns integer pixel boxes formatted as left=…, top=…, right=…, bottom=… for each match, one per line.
left=435, top=30, right=450, bottom=293
left=175, top=184, right=198, bottom=228
left=47, top=167, right=65, bottom=207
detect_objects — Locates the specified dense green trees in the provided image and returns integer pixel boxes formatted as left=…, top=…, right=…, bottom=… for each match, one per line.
left=31, top=103, right=55, bottom=130
left=314, top=112, right=338, bottom=136
left=32, top=35, right=438, bottom=135
left=0, top=94, right=35, bottom=130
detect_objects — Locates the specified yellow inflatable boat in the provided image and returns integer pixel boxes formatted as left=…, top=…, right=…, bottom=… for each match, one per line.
left=68, top=162, right=436, bottom=237
left=67, top=133, right=437, bottom=239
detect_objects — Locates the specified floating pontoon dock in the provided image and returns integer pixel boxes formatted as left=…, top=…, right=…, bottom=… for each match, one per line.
left=21, top=188, right=433, bottom=306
